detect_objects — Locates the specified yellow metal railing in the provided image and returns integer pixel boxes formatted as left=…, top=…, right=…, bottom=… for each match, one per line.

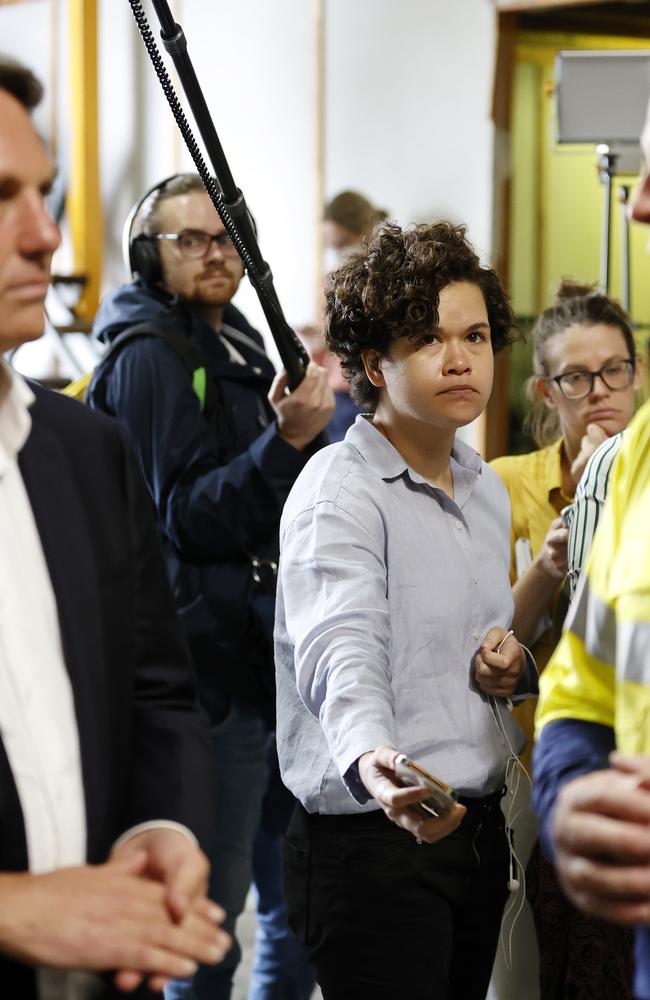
left=67, top=0, right=102, bottom=320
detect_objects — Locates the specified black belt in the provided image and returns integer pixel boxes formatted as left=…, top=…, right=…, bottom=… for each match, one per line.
left=299, top=786, right=505, bottom=831
left=458, top=786, right=505, bottom=812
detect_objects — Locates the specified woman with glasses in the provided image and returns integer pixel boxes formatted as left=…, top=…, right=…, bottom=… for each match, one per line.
left=490, top=280, right=640, bottom=1000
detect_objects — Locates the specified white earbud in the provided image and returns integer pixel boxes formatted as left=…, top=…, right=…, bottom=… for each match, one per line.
left=507, top=824, right=521, bottom=892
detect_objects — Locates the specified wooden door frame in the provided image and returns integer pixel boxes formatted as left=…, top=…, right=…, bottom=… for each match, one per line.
left=496, top=0, right=611, bottom=11
left=483, top=0, right=650, bottom=459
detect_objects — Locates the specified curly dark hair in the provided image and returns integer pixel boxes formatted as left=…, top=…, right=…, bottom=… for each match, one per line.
left=324, top=221, right=517, bottom=409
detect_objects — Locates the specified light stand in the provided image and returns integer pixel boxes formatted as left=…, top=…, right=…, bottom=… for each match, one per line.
left=619, top=183, right=631, bottom=315
left=597, top=148, right=618, bottom=294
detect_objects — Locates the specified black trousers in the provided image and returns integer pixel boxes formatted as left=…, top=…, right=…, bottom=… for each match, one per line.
left=283, top=793, right=509, bottom=1000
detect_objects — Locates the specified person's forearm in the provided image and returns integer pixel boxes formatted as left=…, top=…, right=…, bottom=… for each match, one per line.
left=532, top=718, right=614, bottom=863
left=0, top=872, right=32, bottom=961
left=512, top=558, right=561, bottom=647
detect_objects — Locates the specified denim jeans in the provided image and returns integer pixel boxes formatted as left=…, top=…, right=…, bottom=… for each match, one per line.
left=165, top=700, right=269, bottom=1000
left=165, top=704, right=314, bottom=1000
left=249, top=752, right=315, bottom=1000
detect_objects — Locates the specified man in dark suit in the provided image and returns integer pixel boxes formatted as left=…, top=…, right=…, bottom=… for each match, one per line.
left=0, top=57, right=229, bottom=998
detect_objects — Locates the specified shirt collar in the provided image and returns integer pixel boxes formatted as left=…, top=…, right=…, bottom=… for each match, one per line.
left=344, top=413, right=483, bottom=495
left=0, top=361, right=34, bottom=476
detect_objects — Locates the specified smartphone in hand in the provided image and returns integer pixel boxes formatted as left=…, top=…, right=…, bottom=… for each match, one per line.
left=393, top=754, right=459, bottom=817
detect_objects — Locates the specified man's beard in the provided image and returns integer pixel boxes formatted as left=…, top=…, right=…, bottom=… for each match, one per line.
left=193, top=268, right=239, bottom=306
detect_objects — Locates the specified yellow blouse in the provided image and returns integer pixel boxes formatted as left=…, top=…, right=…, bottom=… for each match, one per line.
left=490, top=439, right=574, bottom=761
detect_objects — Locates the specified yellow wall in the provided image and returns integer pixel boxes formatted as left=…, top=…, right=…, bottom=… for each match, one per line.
left=510, top=31, right=650, bottom=337
left=506, top=31, right=650, bottom=453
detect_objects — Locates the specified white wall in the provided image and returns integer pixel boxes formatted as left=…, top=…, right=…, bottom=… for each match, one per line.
left=325, top=0, right=497, bottom=259
left=2, top=0, right=497, bottom=376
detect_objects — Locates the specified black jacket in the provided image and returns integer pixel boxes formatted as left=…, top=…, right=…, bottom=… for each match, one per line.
left=89, top=281, right=320, bottom=716
left=2, top=383, right=213, bottom=997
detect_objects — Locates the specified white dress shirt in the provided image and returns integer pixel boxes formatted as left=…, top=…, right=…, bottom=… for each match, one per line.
left=0, top=362, right=197, bottom=875
left=0, top=362, right=86, bottom=872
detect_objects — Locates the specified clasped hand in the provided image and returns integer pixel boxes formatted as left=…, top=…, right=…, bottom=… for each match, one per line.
left=474, top=626, right=526, bottom=698
left=553, top=752, right=650, bottom=926
left=0, top=829, right=230, bottom=995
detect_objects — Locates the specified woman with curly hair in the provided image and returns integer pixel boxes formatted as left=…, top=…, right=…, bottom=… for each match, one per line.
left=274, top=221, right=539, bottom=1000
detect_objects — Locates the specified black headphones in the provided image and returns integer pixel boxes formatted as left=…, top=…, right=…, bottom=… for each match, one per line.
left=122, top=174, right=180, bottom=286
left=123, top=174, right=256, bottom=287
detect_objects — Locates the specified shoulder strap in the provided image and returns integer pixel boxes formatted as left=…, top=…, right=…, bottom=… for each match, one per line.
left=220, top=322, right=269, bottom=361
left=91, top=323, right=234, bottom=462
left=97, top=322, right=214, bottom=412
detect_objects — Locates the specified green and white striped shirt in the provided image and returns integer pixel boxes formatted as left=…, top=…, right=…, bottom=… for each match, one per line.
left=564, top=432, right=624, bottom=598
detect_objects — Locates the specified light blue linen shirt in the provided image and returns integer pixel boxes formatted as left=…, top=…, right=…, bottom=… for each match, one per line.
left=275, top=415, right=536, bottom=815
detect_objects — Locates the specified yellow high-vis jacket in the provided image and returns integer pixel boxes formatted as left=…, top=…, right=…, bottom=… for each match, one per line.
left=536, top=397, right=650, bottom=751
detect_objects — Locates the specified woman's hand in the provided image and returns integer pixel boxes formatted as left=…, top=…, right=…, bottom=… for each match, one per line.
left=474, top=626, right=526, bottom=698
left=357, top=746, right=466, bottom=843
left=570, top=423, right=609, bottom=485
left=536, top=517, right=569, bottom=581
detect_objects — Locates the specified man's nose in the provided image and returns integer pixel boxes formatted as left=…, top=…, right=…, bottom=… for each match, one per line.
left=19, top=194, right=60, bottom=257
left=205, top=235, right=226, bottom=263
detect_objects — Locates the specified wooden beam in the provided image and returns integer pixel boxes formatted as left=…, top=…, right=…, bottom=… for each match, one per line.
left=496, top=0, right=611, bottom=10
left=67, top=0, right=102, bottom=320
left=313, top=0, right=325, bottom=323
left=519, top=8, right=650, bottom=35
left=493, top=13, right=518, bottom=132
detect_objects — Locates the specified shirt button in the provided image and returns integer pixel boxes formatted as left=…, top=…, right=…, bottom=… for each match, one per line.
left=455, top=520, right=463, bottom=530
left=473, top=579, right=479, bottom=585
left=472, top=631, right=480, bottom=641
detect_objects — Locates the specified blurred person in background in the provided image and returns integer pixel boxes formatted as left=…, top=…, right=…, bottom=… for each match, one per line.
left=300, top=191, right=388, bottom=441
left=322, top=190, right=388, bottom=258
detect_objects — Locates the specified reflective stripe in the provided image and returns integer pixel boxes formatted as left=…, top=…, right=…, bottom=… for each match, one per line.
left=617, top=613, right=650, bottom=685
left=536, top=628, right=615, bottom=737
left=564, top=570, right=617, bottom=669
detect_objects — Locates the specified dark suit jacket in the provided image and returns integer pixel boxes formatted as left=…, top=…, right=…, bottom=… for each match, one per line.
left=0, top=383, right=214, bottom=997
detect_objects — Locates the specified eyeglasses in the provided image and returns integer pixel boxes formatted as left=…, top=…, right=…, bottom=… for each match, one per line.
left=544, top=358, right=635, bottom=399
left=152, top=229, right=238, bottom=258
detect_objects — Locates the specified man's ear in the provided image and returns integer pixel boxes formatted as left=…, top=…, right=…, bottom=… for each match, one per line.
left=633, top=353, right=644, bottom=391
left=535, top=375, right=557, bottom=412
left=362, top=349, right=386, bottom=389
